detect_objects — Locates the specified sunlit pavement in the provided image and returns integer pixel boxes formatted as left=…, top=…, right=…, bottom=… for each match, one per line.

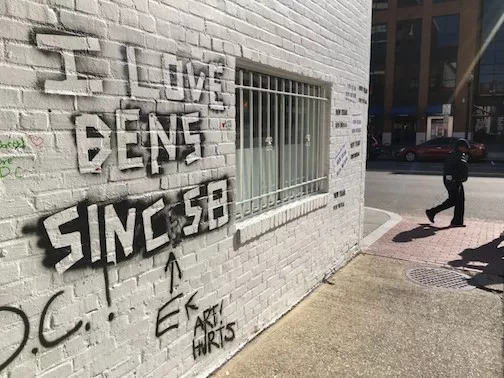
left=212, top=210, right=503, bottom=378
left=364, top=214, right=504, bottom=277
left=213, top=253, right=503, bottom=378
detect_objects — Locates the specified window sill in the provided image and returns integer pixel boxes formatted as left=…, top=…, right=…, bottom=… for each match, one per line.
left=236, top=193, right=329, bottom=244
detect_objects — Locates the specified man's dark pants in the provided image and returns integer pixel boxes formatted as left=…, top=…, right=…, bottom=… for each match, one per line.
left=430, top=181, right=465, bottom=224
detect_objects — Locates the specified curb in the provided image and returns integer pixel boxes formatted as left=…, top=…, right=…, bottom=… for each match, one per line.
left=373, top=156, right=504, bottom=163
left=367, top=165, right=504, bottom=178
left=373, top=170, right=504, bottom=178
left=361, top=207, right=402, bottom=250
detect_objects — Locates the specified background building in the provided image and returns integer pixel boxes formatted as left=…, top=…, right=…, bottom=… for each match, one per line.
left=0, top=0, right=370, bottom=377
left=370, top=0, right=504, bottom=152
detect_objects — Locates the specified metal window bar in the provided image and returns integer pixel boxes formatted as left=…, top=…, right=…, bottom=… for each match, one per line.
left=258, top=75, right=263, bottom=210
left=316, top=86, right=319, bottom=192
left=288, top=80, right=293, bottom=199
left=303, top=85, right=310, bottom=194
left=274, top=78, right=280, bottom=204
left=311, top=85, right=316, bottom=194
left=267, top=76, right=273, bottom=207
left=239, top=70, right=244, bottom=218
left=320, top=87, right=325, bottom=191
left=316, top=87, right=321, bottom=192
left=299, top=84, right=306, bottom=196
left=236, top=69, right=328, bottom=220
left=294, top=82, right=300, bottom=198
left=280, top=79, right=286, bottom=203
left=249, top=72, right=254, bottom=214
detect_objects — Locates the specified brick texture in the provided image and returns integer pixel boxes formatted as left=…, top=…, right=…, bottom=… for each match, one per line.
left=365, top=215, right=504, bottom=275
left=0, top=0, right=370, bottom=377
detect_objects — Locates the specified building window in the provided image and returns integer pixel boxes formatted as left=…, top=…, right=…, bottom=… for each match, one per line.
left=478, top=0, right=504, bottom=95
left=398, top=0, right=423, bottom=7
left=429, top=15, right=460, bottom=104
left=235, top=69, right=328, bottom=220
left=370, top=24, right=387, bottom=106
left=394, top=19, right=422, bottom=106
left=372, top=0, right=388, bottom=10
left=433, top=0, right=455, bottom=3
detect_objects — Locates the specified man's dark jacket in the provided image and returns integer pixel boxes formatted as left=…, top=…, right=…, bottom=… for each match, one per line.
left=443, top=150, right=468, bottom=186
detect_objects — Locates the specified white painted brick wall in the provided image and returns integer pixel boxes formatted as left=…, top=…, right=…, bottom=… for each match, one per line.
left=0, top=0, right=370, bottom=377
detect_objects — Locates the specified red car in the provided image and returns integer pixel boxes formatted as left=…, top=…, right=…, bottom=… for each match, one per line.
left=396, top=137, right=487, bottom=162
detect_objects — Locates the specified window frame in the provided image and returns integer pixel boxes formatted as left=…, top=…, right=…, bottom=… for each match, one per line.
left=235, top=65, right=329, bottom=221
left=478, top=0, right=504, bottom=95
left=393, top=19, right=423, bottom=106
left=428, top=14, right=460, bottom=101
left=397, top=0, right=423, bottom=7
left=372, top=0, right=388, bottom=11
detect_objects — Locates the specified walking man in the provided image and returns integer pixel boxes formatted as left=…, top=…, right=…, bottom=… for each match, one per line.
left=426, top=139, right=470, bottom=227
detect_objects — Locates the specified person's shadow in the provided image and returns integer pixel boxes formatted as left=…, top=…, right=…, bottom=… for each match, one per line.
left=449, top=234, right=504, bottom=293
left=393, top=224, right=451, bottom=243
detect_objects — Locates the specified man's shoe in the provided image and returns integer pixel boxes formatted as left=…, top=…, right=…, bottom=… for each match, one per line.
left=426, top=209, right=435, bottom=223
left=450, top=223, right=466, bottom=228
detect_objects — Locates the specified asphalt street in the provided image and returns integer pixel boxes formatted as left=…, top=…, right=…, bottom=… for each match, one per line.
left=365, top=160, right=504, bottom=221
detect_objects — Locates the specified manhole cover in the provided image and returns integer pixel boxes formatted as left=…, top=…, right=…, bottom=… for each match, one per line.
left=405, top=267, right=475, bottom=291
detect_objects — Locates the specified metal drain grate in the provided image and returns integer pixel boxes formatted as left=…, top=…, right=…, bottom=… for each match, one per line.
left=405, top=267, right=475, bottom=291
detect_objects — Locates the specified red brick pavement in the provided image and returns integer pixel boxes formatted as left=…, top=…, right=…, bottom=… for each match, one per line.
left=364, top=215, right=504, bottom=276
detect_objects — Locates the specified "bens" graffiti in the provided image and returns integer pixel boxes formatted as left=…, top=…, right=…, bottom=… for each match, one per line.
left=76, top=110, right=203, bottom=175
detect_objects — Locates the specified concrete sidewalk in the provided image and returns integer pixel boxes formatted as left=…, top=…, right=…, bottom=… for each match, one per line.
left=363, top=208, right=390, bottom=238
left=212, top=209, right=504, bottom=378
left=365, top=214, right=504, bottom=277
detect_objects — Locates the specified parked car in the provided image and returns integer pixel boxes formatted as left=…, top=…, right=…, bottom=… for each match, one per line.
left=395, top=137, right=487, bottom=162
left=367, top=135, right=383, bottom=160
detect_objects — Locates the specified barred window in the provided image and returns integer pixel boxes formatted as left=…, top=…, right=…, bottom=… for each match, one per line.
left=235, top=68, right=328, bottom=220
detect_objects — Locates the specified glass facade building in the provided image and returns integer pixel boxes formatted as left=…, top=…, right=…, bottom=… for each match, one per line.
left=369, top=0, right=504, bottom=150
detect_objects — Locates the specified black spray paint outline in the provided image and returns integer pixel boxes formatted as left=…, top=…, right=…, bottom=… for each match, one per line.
left=155, top=293, right=183, bottom=338
left=38, top=290, right=83, bottom=348
left=22, top=177, right=230, bottom=273
left=184, top=291, right=199, bottom=320
left=71, top=110, right=208, bottom=178
left=165, top=251, right=182, bottom=294
left=0, top=290, right=86, bottom=372
left=0, top=307, right=29, bottom=372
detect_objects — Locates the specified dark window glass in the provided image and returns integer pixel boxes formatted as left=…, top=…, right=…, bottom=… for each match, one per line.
left=478, top=0, right=504, bottom=95
left=426, top=137, right=453, bottom=145
left=394, top=19, right=422, bottom=106
left=423, top=139, right=441, bottom=146
left=372, top=0, right=388, bottom=10
left=429, top=15, right=460, bottom=104
left=433, top=0, right=455, bottom=3
left=481, top=50, right=495, bottom=65
left=439, top=137, right=453, bottom=145
left=398, top=0, right=423, bottom=7
left=480, top=66, right=493, bottom=75
left=370, top=24, right=387, bottom=106
left=496, top=54, right=504, bottom=64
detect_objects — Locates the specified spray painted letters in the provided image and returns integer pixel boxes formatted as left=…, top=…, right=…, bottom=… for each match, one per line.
left=76, top=110, right=203, bottom=174
left=33, top=179, right=229, bottom=274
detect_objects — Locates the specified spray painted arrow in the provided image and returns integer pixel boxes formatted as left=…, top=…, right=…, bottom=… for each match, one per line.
left=165, top=251, right=182, bottom=294
left=184, top=291, right=199, bottom=320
